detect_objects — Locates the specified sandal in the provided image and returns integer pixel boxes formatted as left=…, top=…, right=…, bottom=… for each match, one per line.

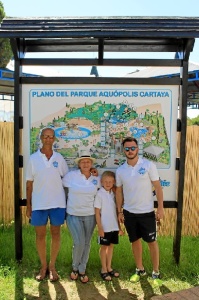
left=35, top=268, right=48, bottom=281
left=70, top=270, right=79, bottom=280
left=79, top=273, right=89, bottom=283
left=49, top=269, right=59, bottom=282
left=100, top=272, right=112, bottom=281
left=108, top=269, right=119, bottom=278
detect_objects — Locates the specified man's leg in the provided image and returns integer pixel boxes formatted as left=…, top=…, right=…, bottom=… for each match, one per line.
left=129, top=239, right=146, bottom=282
left=148, top=240, right=159, bottom=272
left=132, top=238, right=144, bottom=270
left=35, top=225, right=47, bottom=280
left=47, top=225, right=61, bottom=281
left=148, top=240, right=162, bottom=286
left=49, top=225, right=61, bottom=269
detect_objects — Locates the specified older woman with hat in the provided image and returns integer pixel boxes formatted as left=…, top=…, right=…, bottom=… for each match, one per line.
left=62, top=150, right=101, bottom=283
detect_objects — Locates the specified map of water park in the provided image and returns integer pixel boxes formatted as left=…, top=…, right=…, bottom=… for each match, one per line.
left=30, top=98, right=171, bottom=171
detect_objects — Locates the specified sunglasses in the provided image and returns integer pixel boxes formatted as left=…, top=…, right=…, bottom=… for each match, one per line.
left=124, top=146, right=138, bottom=151
left=42, top=134, right=55, bottom=139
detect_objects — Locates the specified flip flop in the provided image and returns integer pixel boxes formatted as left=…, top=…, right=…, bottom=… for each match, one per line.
left=108, top=269, right=119, bottom=278
left=35, top=268, right=48, bottom=281
left=79, top=273, right=89, bottom=283
left=70, top=270, right=79, bottom=280
left=100, top=272, right=112, bottom=281
left=49, top=269, right=59, bottom=282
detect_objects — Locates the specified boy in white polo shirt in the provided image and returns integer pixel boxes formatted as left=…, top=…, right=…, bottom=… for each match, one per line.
left=94, top=171, right=123, bottom=281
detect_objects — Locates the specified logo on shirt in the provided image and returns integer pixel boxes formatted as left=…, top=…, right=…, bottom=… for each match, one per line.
left=138, top=167, right=146, bottom=175
left=53, top=161, right=58, bottom=168
left=92, top=179, right=98, bottom=185
left=160, top=178, right=170, bottom=187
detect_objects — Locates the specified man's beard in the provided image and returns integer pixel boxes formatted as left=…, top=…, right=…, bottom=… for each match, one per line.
left=126, top=153, right=137, bottom=160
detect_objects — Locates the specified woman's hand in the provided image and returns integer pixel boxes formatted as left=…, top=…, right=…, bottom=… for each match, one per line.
left=90, top=168, right=98, bottom=176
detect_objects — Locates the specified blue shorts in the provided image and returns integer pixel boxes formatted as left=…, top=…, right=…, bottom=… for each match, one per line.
left=30, top=208, right=66, bottom=226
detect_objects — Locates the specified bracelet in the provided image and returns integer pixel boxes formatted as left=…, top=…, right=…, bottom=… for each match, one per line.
left=118, top=211, right=123, bottom=214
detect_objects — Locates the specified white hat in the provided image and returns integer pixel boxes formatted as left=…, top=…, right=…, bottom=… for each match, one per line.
left=75, top=150, right=96, bottom=164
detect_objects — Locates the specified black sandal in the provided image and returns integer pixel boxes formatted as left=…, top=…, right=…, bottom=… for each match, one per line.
left=70, top=270, right=79, bottom=280
left=100, top=272, right=112, bottom=281
left=108, top=269, right=119, bottom=278
left=79, top=273, right=89, bottom=283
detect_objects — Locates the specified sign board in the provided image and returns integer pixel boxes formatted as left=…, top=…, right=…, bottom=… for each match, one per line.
left=22, top=84, right=179, bottom=200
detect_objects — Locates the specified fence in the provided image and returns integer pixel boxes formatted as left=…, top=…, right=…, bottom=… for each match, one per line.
left=0, top=122, right=198, bottom=236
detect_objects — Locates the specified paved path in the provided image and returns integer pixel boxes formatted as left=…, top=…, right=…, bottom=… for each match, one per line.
left=151, top=286, right=199, bottom=299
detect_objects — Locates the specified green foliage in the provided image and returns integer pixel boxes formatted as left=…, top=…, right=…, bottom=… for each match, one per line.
left=187, top=115, right=199, bottom=126
left=0, top=1, right=13, bottom=68
left=0, top=38, right=13, bottom=67
left=0, top=1, right=5, bottom=21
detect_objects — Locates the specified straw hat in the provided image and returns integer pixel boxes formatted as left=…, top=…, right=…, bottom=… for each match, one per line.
left=75, top=150, right=96, bottom=164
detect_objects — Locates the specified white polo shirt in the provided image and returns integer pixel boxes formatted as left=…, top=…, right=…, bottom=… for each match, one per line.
left=62, top=170, right=101, bottom=216
left=26, top=150, right=69, bottom=210
left=94, top=187, right=119, bottom=232
left=116, top=158, right=159, bottom=213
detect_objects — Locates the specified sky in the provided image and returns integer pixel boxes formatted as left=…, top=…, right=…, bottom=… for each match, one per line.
left=2, top=0, right=199, bottom=117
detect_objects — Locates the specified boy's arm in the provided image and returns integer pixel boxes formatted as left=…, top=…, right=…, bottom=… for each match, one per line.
left=95, top=207, right=104, bottom=237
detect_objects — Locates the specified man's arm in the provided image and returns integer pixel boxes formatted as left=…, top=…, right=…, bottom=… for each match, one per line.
left=115, top=186, right=124, bottom=223
left=26, top=180, right=33, bottom=219
left=152, top=180, right=164, bottom=220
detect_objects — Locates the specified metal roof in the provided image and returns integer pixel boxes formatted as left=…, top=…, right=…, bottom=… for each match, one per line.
left=1, top=17, right=199, bottom=102
left=1, top=17, right=199, bottom=101
left=0, top=16, right=199, bottom=61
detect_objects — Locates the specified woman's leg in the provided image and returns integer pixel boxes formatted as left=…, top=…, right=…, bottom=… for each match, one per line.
left=66, top=214, right=85, bottom=272
left=78, top=215, right=96, bottom=274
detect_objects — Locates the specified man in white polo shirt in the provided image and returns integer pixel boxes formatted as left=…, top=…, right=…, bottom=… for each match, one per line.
left=26, top=127, right=68, bottom=282
left=116, top=137, right=164, bottom=286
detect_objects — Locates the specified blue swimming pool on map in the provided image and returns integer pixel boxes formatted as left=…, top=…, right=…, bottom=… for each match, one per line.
left=55, top=126, right=91, bottom=140
left=130, top=127, right=148, bottom=139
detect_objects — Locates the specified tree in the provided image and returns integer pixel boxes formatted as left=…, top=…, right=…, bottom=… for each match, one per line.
left=0, top=1, right=13, bottom=68
left=187, top=114, right=199, bottom=126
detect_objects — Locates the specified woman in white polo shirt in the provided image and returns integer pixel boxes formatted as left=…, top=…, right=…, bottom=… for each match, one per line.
left=62, top=150, right=100, bottom=283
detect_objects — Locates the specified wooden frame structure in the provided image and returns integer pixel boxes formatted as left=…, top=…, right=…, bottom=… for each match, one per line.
left=0, top=16, right=199, bottom=262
